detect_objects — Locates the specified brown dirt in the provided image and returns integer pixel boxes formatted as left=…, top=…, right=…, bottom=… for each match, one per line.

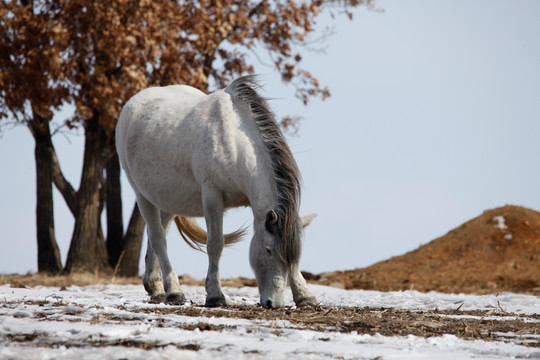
left=140, top=304, right=540, bottom=346
left=307, top=205, right=540, bottom=295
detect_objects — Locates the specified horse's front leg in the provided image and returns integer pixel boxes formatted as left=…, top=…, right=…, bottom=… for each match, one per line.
left=202, top=187, right=226, bottom=307
left=289, top=265, right=317, bottom=307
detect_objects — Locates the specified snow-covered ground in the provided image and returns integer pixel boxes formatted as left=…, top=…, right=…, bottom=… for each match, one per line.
left=1, top=283, right=539, bottom=359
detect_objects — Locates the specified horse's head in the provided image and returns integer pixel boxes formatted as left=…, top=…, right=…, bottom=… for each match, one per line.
left=250, top=210, right=316, bottom=308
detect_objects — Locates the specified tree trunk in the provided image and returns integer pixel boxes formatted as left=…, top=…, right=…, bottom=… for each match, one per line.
left=105, top=150, right=124, bottom=267
left=116, top=203, right=145, bottom=277
left=64, top=122, right=110, bottom=273
left=28, top=117, right=63, bottom=274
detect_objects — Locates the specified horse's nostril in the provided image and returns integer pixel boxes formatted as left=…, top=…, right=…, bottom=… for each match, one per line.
left=265, top=299, right=273, bottom=308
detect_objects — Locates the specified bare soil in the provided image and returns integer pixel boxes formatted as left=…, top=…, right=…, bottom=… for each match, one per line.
left=134, top=304, right=540, bottom=346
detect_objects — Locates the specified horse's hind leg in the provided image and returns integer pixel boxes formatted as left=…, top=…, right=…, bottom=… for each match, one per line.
left=137, top=195, right=185, bottom=304
left=143, top=210, right=179, bottom=302
left=143, top=241, right=165, bottom=303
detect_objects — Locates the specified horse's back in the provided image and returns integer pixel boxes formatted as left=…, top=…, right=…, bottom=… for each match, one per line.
left=117, top=85, right=204, bottom=133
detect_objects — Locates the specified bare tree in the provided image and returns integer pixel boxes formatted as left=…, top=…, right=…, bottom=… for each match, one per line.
left=0, top=0, right=369, bottom=275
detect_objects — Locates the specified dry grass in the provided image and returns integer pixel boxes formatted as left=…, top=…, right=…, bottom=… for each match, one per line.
left=0, top=272, right=142, bottom=288
left=0, top=272, right=257, bottom=289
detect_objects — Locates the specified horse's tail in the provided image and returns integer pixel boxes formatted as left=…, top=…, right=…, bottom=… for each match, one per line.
left=174, top=216, right=246, bottom=252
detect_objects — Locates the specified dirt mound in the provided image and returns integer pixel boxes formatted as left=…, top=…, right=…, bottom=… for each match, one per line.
left=307, top=205, right=540, bottom=294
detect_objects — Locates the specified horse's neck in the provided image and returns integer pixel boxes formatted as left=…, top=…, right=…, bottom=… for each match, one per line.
left=225, top=94, right=282, bottom=221
left=238, top=127, right=278, bottom=219
left=246, top=151, right=278, bottom=219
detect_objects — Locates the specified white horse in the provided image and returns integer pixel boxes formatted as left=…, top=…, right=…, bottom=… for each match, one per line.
left=116, top=76, right=316, bottom=308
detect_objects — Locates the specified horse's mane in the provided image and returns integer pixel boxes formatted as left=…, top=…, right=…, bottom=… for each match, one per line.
left=226, top=75, right=302, bottom=267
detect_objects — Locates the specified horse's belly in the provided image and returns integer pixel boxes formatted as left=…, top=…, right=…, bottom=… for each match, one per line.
left=161, top=190, right=204, bottom=217
left=131, top=167, right=204, bottom=216
left=134, top=170, right=249, bottom=217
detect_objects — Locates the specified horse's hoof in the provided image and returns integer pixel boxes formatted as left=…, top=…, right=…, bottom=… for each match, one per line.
left=149, top=293, right=166, bottom=304
left=205, top=296, right=227, bottom=307
left=296, top=296, right=318, bottom=308
left=166, top=293, right=186, bottom=305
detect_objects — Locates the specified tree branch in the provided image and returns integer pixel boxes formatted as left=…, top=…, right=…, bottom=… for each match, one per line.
left=49, top=143, right=79, bottom=216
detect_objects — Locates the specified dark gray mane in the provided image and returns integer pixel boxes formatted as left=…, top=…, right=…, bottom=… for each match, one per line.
left=226, top=75, right=302, bottom=267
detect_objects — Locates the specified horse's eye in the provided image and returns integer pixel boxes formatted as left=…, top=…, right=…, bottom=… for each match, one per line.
left=265, top=247, right=272, bottom=255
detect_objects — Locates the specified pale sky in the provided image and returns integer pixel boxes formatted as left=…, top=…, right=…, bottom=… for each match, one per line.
left=1, top=0, right=539, bottom=279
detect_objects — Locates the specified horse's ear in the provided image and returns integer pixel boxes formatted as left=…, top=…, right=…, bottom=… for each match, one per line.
left=301, top=213, right=317, bottom=228
left=265, top=210, right=278, bottom=234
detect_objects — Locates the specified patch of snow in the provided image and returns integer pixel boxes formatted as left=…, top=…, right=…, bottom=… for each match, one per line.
left=309, top=285, right=540, bottom=314
left=493, top=216, right=513, bottom=240
left=493, top=216, right=508, bottom=230
left=438, top=313, right=540, bottom=323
